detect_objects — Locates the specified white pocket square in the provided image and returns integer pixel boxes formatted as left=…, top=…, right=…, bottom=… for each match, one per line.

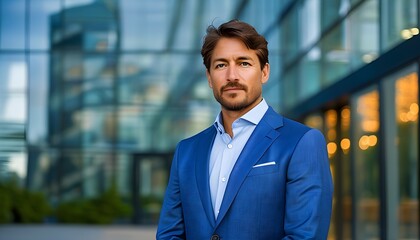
left=253, top=161, right=276, bottom=168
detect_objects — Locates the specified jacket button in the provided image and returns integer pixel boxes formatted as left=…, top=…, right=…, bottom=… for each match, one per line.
left=211, top=234, right=220, bottom=240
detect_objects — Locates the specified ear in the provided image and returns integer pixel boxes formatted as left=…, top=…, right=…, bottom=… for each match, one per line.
left=261, top=63, right=270, bottom=84
left=206, top=69, right=213, bottom=89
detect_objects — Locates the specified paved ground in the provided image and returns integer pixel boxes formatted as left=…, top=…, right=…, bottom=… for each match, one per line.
left=0, top=224, right=157, bottom=240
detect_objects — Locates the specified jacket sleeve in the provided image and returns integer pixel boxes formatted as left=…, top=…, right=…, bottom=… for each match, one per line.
left=283, top=129, right=333, bottom=239
left=156, top=145, right=186, bottom=240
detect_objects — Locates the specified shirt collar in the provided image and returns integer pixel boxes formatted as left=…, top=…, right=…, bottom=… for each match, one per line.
left=213, top=98, right=269, bottom=133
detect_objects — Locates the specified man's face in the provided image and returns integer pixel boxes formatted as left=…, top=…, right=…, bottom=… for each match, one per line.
left=206, top=37, right=270, bottom=113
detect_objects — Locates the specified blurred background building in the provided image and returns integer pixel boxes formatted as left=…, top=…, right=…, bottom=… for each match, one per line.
left=0, top=0, right=418, bottom=239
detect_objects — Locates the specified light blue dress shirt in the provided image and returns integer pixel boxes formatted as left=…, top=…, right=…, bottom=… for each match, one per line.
left=209, top=99, right=268, bottom=219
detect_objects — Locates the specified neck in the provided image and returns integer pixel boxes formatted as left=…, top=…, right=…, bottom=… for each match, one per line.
left=221, top=111, right=242, bottom=137
left=220, top=97, right=263, bottom=137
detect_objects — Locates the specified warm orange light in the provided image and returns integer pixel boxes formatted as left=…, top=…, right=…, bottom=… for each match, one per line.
left=325, top=110, right=337, bottom=128
left=340, top=138, right=351, bottom=150
left=410, top=103, right=419, bottom=115
left=358, top=135, right=377, bottom=150
left=401, top=29, right=413, bottom=39
left=359, top=135, right=369, bottom=150
left=304, top=115, right=323, bottom=129
left=327, top=129, right=337, bottom=141
left=361, top=120, right=379, bottom=133
left=368, top=135, right=377, bottom=146
left=400, top=112, right=409, bottom=122
left=341, top=107, right=351, bottom=130
left=341, top=108, right=350, bottom=119
left=410, top=28, right=419, bottom=35
left=357, top=90, right=379, bottom=132
left=327, top=142, right=337, bottom=156
left=396, top=73, right=418, bottom=123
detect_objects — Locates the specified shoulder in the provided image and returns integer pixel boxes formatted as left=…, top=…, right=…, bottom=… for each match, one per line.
left=264, top=107, right=312, bottom=135
left=264, top=107, right=326, bottom=144
left=283, top=117, right=326, bottom=145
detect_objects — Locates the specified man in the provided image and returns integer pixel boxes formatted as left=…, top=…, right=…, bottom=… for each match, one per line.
left=156, top=19, right=333, bottom=239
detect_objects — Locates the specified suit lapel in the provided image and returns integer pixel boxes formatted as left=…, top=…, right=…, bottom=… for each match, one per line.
left=195, top=127, right=217, bottom=227
left=215, top=108, right=283, bottom=226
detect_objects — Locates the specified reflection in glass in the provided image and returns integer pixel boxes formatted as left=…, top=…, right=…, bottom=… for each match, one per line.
left=340, top=106, right=352, bottom=240
left=382, top=0, right=418, bottom=51
left=299, top=47, right=321, bottom=100
left=28, top=54, right=49, bottom=143
left=347, top=0, right=379, bottom=68
left=29, top=0, right=61, bottom=50
left=320, top=0, right=343, bottom=32
left=0, top=0, right=26, bottom=49
left=136, top=155, right=170, bottom=224
left=282, top=65, right=298, bottom=108
left=120, top=0, right=172, bottom=50
left=281, top=6, right=299, bottom=64
left=0, top=54, right=27, bottom=184
left=352, top=88, right=380, bottom=239
left=393, top=71, right=418, bottom=239
left=321, top=0, right=379, bottom=86
left=324, top=109, right=337, bottom=239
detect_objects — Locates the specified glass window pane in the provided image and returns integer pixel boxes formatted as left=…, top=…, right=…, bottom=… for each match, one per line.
left=29, top=0, right=61, bottom=50
left=0, top=54, right=27, bottom=93
left=0, top=94, right=26, bottom=124
left=339, top=106, right=352, bottom=239
left=135, top=154, right=171, bottom=224
left=0, top=53, right=27, bottom=124
left=347, top=0, right=379, bottom=68
left=59, top=150, right=83, bottom=200
left=395, top=70, right=418, bottom=239
left=352, top=87, right=380, bottom=239
left=320, top=0, right=379, bottom=87
left=60, top=1, right=117, bottom=52
left=171, top=0, right=198, bottom=51
left=240, top=0, right=282, bottom=38
left=281, top=6, right=299, bottom=64
left=282, top=65, right=299, bottom=109
left=80, top=107, right=116, bottom=147
left=382, top=0, right=418, bottom=51
left=321, top=24, right=349, bottom=86
left=299, top=0, right=320, bottom=50
left=0, top=152, right=27, bottom=184
left=28, top=54, right=49, bottom=143
left=325, top=109, right=339, bottom=239
left=0, top=0, right=26, bottom=49
left=64, top=0, right=95, bottom=9
left=300, top=47, right=321, bottom=100
left=83, top=55, right=116, bottom=106
left=120, top=0, right=172, bottom=50
left=263, top=55, right=281, bottom=109
left=383, top=65, right=418, bottom=239
left=320, top=0, right=342, bottom=31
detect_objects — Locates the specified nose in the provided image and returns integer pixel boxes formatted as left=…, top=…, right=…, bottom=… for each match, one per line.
left=226, top=65, right=239, bottom=81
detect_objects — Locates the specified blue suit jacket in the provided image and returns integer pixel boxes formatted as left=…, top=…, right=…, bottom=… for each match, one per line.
left=157, top=107, right=333, bottom=239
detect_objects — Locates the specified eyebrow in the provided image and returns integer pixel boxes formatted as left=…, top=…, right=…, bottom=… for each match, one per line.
left=212, top=56, right=254, bottom=63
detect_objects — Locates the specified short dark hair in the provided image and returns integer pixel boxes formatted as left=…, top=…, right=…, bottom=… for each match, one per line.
left=201, top=19, right=269, bottom=70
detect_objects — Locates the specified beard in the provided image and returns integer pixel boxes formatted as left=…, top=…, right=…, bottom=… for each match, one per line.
left=213, top=82, right=259, bottom=112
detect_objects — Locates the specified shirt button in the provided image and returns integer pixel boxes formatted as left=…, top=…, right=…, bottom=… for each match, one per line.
left=227, top=144, right=233, bottom=149
left=221, top=177, right=226, bottom=182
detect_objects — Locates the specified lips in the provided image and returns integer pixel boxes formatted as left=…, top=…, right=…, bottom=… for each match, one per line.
left=222, top=83, right=246, bottom=92
left=224, top=87, right=243, bottom=91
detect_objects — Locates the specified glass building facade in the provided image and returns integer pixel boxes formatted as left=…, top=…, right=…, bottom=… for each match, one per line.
left=0, top=0, right=418, bottom=239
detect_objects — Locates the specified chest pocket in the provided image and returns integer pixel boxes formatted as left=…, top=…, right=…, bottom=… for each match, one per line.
left=247, top=163, right=279, bottom=177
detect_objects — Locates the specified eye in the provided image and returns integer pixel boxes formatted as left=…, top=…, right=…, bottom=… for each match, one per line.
left=215, top=63, right=226, bottom=69
left=240, top=62, right=251, bottom=67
